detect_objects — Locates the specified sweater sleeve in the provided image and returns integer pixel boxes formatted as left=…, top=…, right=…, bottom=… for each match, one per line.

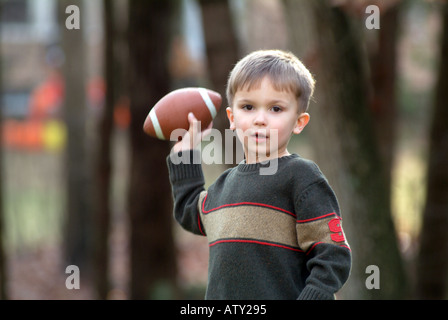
left=295, top=177, right=352, bottom=300
left=166, top=150, right=206, bottom=236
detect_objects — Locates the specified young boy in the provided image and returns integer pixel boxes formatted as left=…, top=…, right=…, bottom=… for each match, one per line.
left=166, top=50, right=351, bottom=300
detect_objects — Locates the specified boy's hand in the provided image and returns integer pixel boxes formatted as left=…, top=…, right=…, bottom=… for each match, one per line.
left=172, top=112, right=213, bottom=153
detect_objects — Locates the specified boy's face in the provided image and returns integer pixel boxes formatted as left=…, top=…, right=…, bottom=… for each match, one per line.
left=226, top=76, right=310, bottom=164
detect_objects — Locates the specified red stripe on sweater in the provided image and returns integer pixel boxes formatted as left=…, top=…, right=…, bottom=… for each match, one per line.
left=209, top=239, right=304, bottom=253
left=202, top=194, right=297, bottom=218
left=197, top=212, right=205, bottom=236
left=296, top=212, right=337, bottom=223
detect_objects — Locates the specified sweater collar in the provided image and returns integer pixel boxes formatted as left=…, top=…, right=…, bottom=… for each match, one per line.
left=236, top=153, right=299, bottom=173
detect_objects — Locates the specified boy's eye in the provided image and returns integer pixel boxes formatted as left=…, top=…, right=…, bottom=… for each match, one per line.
left=271, top=106, right=282, bottom=112
left=242, top=104, right=253, bottom=111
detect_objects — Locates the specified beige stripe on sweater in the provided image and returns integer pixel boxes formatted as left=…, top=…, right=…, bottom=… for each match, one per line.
left=198, top=192, right=298, bottom=249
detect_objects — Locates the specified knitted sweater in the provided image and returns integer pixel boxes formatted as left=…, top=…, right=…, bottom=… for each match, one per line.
left=167, top=150, right=351, bottom=300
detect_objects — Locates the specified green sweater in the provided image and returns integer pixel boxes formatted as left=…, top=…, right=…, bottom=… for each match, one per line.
left=167, top=150, right=351, bottom=300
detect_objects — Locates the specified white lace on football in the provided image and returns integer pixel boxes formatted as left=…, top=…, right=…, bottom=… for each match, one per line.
left=149, top=108, right=165, bottom=140
left=198, top=87, right=218, bottom=119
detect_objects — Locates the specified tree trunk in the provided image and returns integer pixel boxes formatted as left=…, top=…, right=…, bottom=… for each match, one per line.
left=127, top=0, right=178, bottom=299
left=241, top=0, right=290, bottom=54
left=369, top=3, right=401, bottom=191
left=59, top=0, right=92, bottom=276
left=0, top=1, right=7, bottom=299
left=416, top=2, right=448, bottom=300
left=286, top=0, right=408, bottom=299
left=93, top=0, right=115, bottom=299
left=199, top=0, right=239, bottom=102
left=199, top=0, right=239, bottom=166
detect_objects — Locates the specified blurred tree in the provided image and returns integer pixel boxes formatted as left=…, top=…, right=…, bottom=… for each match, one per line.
left=241, top=0, right=290, bottom=53
left=416, top=1, right=448, bottom=300
left=58, top=0, right=93, bottom=276
left=199, top=0, right=239, bottom=99
left=92, top=0, right=116, bottom=299
left=198, top=0, right=239, bottom=165
left=368, top=2, right=402, bottom=192
left=127, top=0, right=178, bottom=299
left=0, top=1, right=7, bottom=300
left=285, top=0, right=408, bottom=299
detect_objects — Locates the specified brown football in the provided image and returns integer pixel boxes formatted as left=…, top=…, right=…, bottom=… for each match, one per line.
left=143, top=87, right=222, bottom=140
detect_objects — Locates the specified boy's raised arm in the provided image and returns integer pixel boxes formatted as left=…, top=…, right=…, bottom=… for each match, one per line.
left=167, top=149, right=206, bottom=236
left=166, top=113, right=211, bottom=236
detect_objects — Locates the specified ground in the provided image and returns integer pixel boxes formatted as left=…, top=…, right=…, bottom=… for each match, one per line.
left=6, top=220, right=209, bottom=300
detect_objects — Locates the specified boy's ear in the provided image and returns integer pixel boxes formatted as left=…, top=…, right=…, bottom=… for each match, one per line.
left=293, top=112, right=310, bottom=135
left=226, top=107, right=236, bottom=130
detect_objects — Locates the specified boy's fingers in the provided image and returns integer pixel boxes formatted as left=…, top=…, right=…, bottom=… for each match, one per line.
left=183, top=112, right=214, bottom=148
left=188, top=113, right=198, bottom=134
left=172, top=113, right=207, bottom=153
left=188, top=112, right=197, bottom=124
left=188, top=113, right=200, bottom=147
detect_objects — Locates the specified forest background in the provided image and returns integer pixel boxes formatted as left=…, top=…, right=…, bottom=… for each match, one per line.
left=0, top=0, right=447, bottom=300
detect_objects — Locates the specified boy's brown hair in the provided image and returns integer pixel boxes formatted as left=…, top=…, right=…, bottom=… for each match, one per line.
left=226, top=50, right=315, bottom=113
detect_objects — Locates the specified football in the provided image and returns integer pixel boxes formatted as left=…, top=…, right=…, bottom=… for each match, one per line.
left=143, top=87, right=222, bottom=140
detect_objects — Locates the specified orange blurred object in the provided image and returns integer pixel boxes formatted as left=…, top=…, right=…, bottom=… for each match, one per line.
left=29, top=71, right=64, bottom=119
left=114, top=96, right=131, bottom=129
left=2, top=120, right=43, bottom=150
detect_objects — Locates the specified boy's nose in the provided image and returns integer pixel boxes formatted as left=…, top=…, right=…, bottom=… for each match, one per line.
left=253, top=111, right=267, bottom=126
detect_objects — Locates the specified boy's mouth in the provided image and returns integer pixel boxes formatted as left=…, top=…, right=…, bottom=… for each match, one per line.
left=251, top=131, right=269, bottom=143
